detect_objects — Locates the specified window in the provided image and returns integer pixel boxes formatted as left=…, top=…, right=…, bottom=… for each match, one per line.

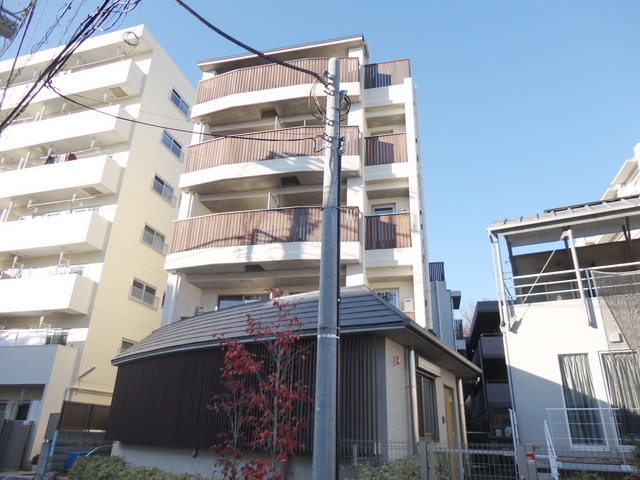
left=217, top=294, right=269, bottom=310
left=170, top=88, right=190, bottom=117
left=130, top=279, right=159, bottom=308
left=416, top=373, right=438, bottom=441
left=141, top=225, right=167, bottom=253
left=15, top=402, right=30, bottom=421
left=372, top=204, right=395, bottom=215
left=375, top=289, right=399, bottom=308
left=152, top=175, right=176, bottom=205
left=161, top=130, right=184, bottom=160
left=558, top=353, right=605, bottom=445
left=119, top=339, right=135, bottom=354
left=602, top=351, right=640, bottom=443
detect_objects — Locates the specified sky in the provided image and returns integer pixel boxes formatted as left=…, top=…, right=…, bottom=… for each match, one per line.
left=2, top=0, right=639, bottom=305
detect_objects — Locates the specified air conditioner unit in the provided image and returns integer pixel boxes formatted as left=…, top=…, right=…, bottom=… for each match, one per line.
left=195, top=306, right=205, bottom=315
left=403, top=299, right=414, bottom=312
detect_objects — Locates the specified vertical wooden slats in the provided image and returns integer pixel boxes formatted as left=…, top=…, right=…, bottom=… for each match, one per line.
left=170, top=207, right=360, bottom=254
left=364, top=213, right=412, bottom=250
left=196, top=57, right=360, bottom=104
left=185, top=126, right=359, bottom=173
left=363, top=59, right=411, bottom=89
left=364, top=133, right=407, bottom=166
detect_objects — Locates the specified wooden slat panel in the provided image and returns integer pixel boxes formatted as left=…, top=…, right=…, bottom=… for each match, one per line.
left=365, top=213, right=412, bottom=250
left=196, top=57, right=360, bottom=104
left=171, top=207, right=360, bottom=254
left=185, top=126, right=359, bottom=173
left=364, top=133, right=407, bottom=166
left=364, top=59, right=411, bottom=89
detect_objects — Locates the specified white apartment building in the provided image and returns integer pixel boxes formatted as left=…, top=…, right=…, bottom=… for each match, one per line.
left=162, top=35, right=432, bottom=330
left=0, top=25, right=194, bottom=467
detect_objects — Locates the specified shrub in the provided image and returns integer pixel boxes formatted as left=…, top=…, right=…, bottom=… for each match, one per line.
left=355, top=455, right=420, bottom=480
left=68, top=456, right=211, bottom=480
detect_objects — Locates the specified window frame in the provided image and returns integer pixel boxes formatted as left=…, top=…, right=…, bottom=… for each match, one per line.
left=374, top=288, right=399, bottom=308
left=141, top=224, right=167, bottom=254
left=372, top=204, right=395, bottom=215
left=130, top=278, right=159, bottom=309
left=152, top=175, right=176, bottom=206
left=161, top=130, right=184, bottom=161
left=170, top=88, right=190, bottom=117
left=416, top=372, right=438, bottom=441
left=217, top=293, right=269, bottom=310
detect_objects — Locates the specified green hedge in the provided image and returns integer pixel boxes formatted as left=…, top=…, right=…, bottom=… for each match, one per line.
left=69, top=456, right=212, bottom=480
left=355, top=455, right=420, bottom=480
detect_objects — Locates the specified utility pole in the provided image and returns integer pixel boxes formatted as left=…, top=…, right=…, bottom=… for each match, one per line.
left=312, top=57, right=341, bottom=480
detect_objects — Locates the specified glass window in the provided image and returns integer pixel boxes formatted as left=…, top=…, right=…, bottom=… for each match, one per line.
left=142, top=225, right=167, bottom=253
left=217, top=294, right=268, bottom=310
left=152, top=175, right=176, bottom=205
left=417, top=373, right=438, bottom=441
left=558, top=353, right=605, bottom=445
left=372, top=204, right=395, bottom=215
left=375, top=289, right=399, bottom=308
left=15, top=402, right=30, bottom=421
left=161, top=130, right=184, bottom=160
left=170, top=88, right=190, bottom=117
left=130, top=279, right=158, bottom=308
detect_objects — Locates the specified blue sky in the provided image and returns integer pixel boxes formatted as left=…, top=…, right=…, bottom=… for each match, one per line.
left=4, top=1, right=639, bottom=304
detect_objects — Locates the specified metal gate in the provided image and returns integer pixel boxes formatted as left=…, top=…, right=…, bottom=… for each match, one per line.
left=0, top=420, right=34, bottom=470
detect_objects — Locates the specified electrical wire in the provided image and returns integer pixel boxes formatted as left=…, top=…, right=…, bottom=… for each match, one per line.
left=173, top=0, right=328, bottom=86
left=46, top=83, right=321, bottom=147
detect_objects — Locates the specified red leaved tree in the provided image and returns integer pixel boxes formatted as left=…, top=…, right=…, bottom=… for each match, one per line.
left=209, top=289, right=311, bottom=480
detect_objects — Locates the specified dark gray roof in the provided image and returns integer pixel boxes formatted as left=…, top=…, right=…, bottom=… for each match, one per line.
left=488, top=195, right=640, bottom=247
left=113, top=285, right=479, bottom=378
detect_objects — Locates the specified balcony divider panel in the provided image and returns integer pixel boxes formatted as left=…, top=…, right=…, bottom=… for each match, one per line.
left=364, top=133, right=407, bottom=166
left=196, top=57, right=360, bottom=104
left=364, top=59, right=411, bottom=89
left=171, top=206, right=360, bottom=254
left=185, top=126, right=360, bottom=173
left=365, top=212, right=412, bottom=250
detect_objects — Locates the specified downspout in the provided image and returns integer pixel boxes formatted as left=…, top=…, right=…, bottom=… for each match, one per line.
left=489, top=233, right=510, bottom=328
left=563, top=228, right=593, bottom=326
left=456, top=378, right=468, bottom=447
left=408, top=348, right=420, bottom=445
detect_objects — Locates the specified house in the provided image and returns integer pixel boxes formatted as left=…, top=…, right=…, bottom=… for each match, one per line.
left=106, top=286, right=480, bottom=478
left=487, top=194, right=640, bottom=454
left=0, top=25, right=194, bottom=469
left=161, top=34, right=432, bottom=331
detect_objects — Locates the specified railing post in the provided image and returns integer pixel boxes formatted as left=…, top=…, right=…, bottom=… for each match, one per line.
left=426, top=442, right=437, bottom=480
left=515, top=443, right=537, bottom=480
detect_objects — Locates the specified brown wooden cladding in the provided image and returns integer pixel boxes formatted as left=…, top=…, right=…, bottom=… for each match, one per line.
left=170, top=206, right=360, bottom=254
left=185, top=126, right=360, bottom=173
left=59, top=401, right=110, bottom=431
left=196, top=57, right=360, bottom=105
left=364, top=133, right=407, bottom=166
left=364, top=60, right=411, bottom=89
left=365, top=213, right=412, bottom=250
left=106, top=336, right=380, bottom=451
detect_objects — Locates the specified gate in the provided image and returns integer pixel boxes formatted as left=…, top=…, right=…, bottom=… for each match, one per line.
left=0, top=419, right=34, bottom=470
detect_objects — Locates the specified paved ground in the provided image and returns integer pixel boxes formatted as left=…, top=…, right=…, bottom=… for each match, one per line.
left=0, top=472, right=35, bottom=480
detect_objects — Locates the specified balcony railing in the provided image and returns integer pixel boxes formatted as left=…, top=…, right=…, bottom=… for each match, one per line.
left=196, top=57, right=360, bottom=104
left=170, top=206, right=360, bottom=254
left=0, top=328, right=69, bottom=347
left=186, top=126, right=360, bottom=173
left=365, top=213, right=412, bottom=250
left=364, top=60, right=411, bottom=89
left=365, top=133, right=407, bottom=166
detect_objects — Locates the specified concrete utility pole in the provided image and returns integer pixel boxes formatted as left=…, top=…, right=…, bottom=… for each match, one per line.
left=312, top=57, right=341, bottom=480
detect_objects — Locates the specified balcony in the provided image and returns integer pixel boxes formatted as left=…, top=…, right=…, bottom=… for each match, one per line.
left=0, top=104, right=134, bottom=159
left=478, top=335, right=505, bottom=359
left=192, top=57, right=361, bottom=126
left=0, top=154, right=122, bottom=209
left=0, top=210, right=110, bottom=257
left=363, top=60, right=411, bottom=89
left=0, top=273, right=96, bottom=316
left=1, top=58, right=143, bottom=112
left=365, top=213, right=412, bottom=250
left=166, top=206, right=360, bottom=273
left=181, top=126, right=361, bottom=195
left=364, top=133, right=407, bottom=166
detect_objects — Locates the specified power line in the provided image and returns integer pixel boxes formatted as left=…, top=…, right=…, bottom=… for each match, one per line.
left=173, top=0, right=328, bottom=86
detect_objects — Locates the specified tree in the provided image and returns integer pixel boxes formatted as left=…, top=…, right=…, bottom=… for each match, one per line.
left=209, top=289, right=311, bottom=480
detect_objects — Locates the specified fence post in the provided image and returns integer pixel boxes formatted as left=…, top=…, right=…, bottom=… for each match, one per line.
left=515, top=443, right=537, bottom=480
left=418, top=441, right=428, bottom=480
left=425, top=442, right=437, bottom=480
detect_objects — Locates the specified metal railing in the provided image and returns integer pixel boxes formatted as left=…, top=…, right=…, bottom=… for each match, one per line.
left=364, top=133, right=407, bottom=166
left=364, top=60, right=411, bottom=89
left=196, top=57, right=360, bottom=104
left=170, top=206, right=360, bottom=254
left=0, top=328, right=70, bottom=347
left=365, top=213, right=412, bottom=250
left=185, top=126, right=360, bottom=173
left=0, top=263, right=87, bottom=280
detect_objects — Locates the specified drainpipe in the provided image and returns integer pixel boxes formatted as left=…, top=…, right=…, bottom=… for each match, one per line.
left=489, top=233, right=510, bottom=328
left=408, top=348, right=420, bottom=445
left=456, top=378, right=468, bottom=447
left=563, top=228, right=593, bottom=326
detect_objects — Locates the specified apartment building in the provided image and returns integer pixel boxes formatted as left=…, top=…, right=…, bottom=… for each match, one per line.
left=0, top=25, right=194, bottom=467
left=429, top=261, right=465, bottom=353
left=162, top=35, right=431, bottom=330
